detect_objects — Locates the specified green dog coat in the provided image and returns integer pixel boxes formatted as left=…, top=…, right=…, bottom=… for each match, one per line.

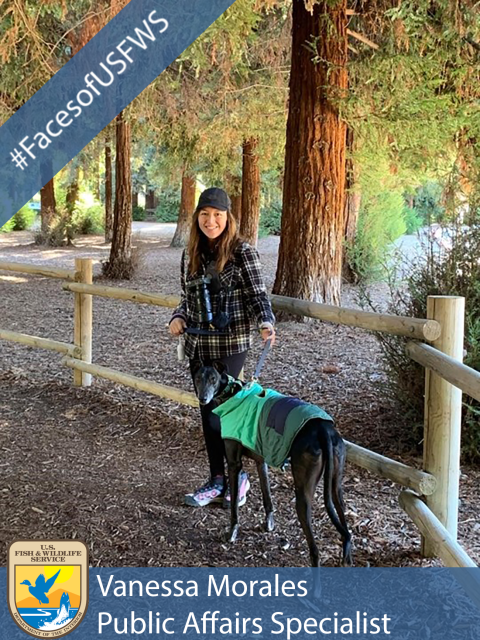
left=212, top=381, right=334, bottom=469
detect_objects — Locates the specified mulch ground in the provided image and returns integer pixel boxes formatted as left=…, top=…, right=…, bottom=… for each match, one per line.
left=0, top=230, right=478, bottom=568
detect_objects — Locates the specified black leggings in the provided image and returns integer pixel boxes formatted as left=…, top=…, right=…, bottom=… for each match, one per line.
left=189, top=351, right=247, bottom=479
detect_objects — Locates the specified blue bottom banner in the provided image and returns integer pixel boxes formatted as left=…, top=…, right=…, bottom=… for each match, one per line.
left=1, top=567, right=480, bottom=639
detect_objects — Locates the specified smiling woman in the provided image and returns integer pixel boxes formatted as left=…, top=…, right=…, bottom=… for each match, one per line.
left=168, top=187, right=276, bottom=509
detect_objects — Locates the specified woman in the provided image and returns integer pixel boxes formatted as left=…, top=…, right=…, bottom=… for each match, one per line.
left=169, top=187, right=276, bottom=507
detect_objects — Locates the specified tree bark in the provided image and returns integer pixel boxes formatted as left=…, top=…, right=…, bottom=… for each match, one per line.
left=40, top=178, right=56, bottom=232
left=171, top=170, right=195, bottom=248
left=105, top=133, right=113, bottom=242
left=342, top=126, right=361, bottom=281
left=226, top=173, right=242, bottom=225
left=104, top=111, right=133, bottom=279
left=273, top=0, right=348, bottom=307
left=240, top=137, right=261, bottom=245
left=145, top=189, right=157, bottom=211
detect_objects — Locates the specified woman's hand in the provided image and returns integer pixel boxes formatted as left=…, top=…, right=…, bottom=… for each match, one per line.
left=260, top=326, right=276, bottom=347
left=169, top=318, right=187, bottom=336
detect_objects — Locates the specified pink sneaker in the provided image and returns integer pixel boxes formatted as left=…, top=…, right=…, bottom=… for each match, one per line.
left=185, top=477, right=225, bottom=507
left=223, top=471, right=250, bottom=508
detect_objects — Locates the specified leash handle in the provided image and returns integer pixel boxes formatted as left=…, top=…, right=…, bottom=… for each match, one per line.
left=252, top=338, right=272, bottom=381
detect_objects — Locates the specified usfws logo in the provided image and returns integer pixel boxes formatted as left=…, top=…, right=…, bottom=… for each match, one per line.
left=8, top=540, right=89, bottom=638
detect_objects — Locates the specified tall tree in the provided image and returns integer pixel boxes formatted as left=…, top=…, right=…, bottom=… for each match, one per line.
left=103, top=111, right=133, bottom=278
left=40, top=178, right=56, bottom=233
left=104, top=131, right=113, bottom=242
left=171, top=169, right=196, bottom=248
left=273, top=0, right=348, bottom=306
left=240, top=137, right=261, bottom=245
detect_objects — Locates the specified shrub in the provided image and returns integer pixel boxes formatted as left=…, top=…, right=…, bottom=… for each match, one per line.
left=402, top=206, right=423, bottom=235
left=133, top=205, right=146, bottom=222
left=34, top=212, right=75, bottom=246
left=155, top=186, right=181, bottom=222
left=12, top=206, right=36, bottom=231
left=346, top=191, right=407, bottom=282
left=259, top=201, right=282, bottom=237
left=0, top=218, right=15, bottom=233
left=73, top=205, right=104, bottom=235
left=366, top=223, right=480, bottom=461
left=1, top=206, right=36, bottom=233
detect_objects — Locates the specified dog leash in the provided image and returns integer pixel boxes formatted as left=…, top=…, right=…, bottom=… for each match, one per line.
left=252, top=338, right=272, bottom=382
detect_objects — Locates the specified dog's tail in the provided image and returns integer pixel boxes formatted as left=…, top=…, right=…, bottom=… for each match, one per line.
left=323, top=431, right=350, bottom=541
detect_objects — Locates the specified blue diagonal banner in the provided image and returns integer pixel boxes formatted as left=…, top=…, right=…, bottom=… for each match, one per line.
left=0, top=0, right=236, bottom=228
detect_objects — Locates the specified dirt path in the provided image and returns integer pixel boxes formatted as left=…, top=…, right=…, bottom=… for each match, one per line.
left=0, top=230, right=478, bottom=567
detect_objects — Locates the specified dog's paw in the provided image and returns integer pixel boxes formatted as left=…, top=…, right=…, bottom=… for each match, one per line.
left=265, top=513, right=275, bottom=532
left=228, top=525, right=240, bottom=543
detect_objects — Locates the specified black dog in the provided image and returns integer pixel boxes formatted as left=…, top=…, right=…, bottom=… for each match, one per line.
left=192, top=361, right=353, bottom=570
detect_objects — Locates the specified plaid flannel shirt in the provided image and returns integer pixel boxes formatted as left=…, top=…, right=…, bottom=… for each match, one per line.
left=170, top=242, right=275, bottom=360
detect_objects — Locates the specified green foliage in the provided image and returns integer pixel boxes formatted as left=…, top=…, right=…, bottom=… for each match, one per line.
left=347, top=189, right=407, bottom=282
left=402, top=205, right=423, bottom=235
left=132, top=206, right=146, bottom=222
left=0, top=218, right=15, bottom=233
left=0, top=206, right=36, bottom=232
left=369, top=223, right=480, bottom=461
left=259, top=201, right=282, bottom=237
left=413, top=181, right=445, bottom=224
left=155, top=186, right=181, bottom=222
left=12, top=206, right=37, bottom=231
left=72, top=205, right=104, bottom=235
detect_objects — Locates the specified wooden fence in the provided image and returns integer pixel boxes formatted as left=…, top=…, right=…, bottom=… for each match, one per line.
left=1, top=257, right=479, bottom=581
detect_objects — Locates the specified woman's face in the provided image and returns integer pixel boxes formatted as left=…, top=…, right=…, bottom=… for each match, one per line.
left=198, top=206, right=228, bottom=241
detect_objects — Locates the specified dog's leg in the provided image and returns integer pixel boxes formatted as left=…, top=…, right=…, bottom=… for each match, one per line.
left=225, top=441, right=242, bottom=543
left=332, top=443, right=353, bottom=567
left=256, top=461, right=274, bottom=532
left=291, top=452, right=324, bottom=598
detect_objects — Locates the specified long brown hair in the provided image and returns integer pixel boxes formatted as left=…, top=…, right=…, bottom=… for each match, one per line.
left=187, top=208, right=241, bottom=275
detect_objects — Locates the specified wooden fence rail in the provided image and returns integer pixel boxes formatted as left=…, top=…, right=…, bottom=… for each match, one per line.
left=399, top=491, right=477, bottom=569
left=270, top=294, right=441, bottom=342
left=0, top=260, right=76, bottom=281
left=62, top=356, right=199, bottom=407
left=406, top=341, right=480, bottom=403
left=0, top=329, right=81, bottom=358
left=63, top=282, right=180, bottom=308
left=345, top=442, right=436, bottom=496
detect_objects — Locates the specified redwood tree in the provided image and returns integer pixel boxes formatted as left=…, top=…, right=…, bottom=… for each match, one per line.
left=273, top=0, right=348, bottom=306
left=342, top=126, right=361, bottom=281
left=40, top=178, right=56, bottom=232
left=171, top=169, right=195, bottom=248
left=105, top=133, right=113, bottom=242
left=104, top=111, right=133, bottom=278
left=240, top=137, right=261, bottom=246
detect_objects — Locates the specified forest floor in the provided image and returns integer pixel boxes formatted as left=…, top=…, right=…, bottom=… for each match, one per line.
left=0, top=227, right=478, bottom=568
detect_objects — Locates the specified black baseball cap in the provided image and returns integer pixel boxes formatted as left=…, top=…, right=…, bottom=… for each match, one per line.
left=196, top=187, right=231, bottom=212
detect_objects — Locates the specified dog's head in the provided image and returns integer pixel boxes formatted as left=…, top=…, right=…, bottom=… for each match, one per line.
left=192, top=361, right=229, bottom=406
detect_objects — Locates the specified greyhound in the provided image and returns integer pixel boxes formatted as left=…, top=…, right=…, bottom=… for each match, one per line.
left=192, top=361, right=353, bottom=570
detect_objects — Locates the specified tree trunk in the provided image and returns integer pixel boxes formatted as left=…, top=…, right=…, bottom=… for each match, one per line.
left=226, top=173, right=242, bottom=225
left=171, top=170, right=195, bottom=248
left=273, top=0, right=348, bottom=307
left=104, top=111, right=133, bottom=279
left=146, top=189, right=157, bottom=211
left=342, top=126, right=361, bottom=282
left=40, top=178, right=56, bottom=232
left=240, top=137, right=260, bottom=245
left=66, top=176, right=79, bottom=215
left=132, top=192, right=139, bottom=208
left=105, top=133, right=113, bottom=242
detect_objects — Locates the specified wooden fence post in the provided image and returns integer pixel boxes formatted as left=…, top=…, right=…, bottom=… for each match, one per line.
left=422, top=295, right=465, bottom=557
left=73, top=258, right=93, bottom=387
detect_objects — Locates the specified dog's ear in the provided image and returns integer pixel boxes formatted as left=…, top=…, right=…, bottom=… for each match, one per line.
left=212, top=361, right=228, bottom=375
left=191, top=358, right=203, bottom=377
